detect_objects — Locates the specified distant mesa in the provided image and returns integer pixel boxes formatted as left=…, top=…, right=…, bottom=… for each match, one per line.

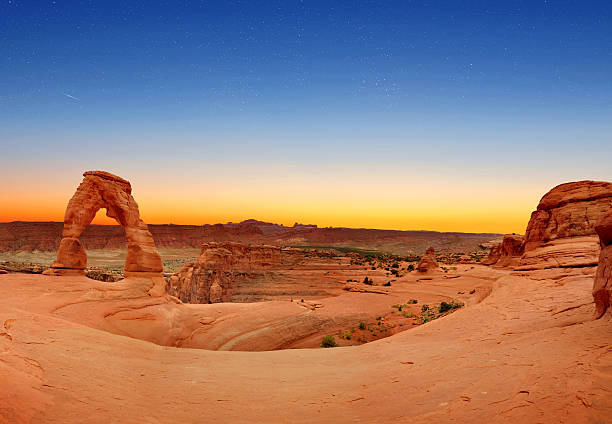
left=417, top=246, right=439, bottom=272
left=43, top=171, right=163, bottom=277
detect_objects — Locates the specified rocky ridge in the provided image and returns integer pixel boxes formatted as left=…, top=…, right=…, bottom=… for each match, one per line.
left=517, top=180, right=612, bottom=270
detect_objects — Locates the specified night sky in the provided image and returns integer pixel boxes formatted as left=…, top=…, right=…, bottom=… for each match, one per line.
left=2, top=1, right=611, bottom=233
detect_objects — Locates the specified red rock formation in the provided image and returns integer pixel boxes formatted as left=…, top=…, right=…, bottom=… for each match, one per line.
left=167, top=242, right=283, bottom=303
left=44, top=171, right=163, bottom=276
left=594, top=209, right=612, bottom=318
left=417, top=247, right=439, bottom=272
left=518, top=181, right=612, bottom=270
left=482, top=234, right=524, bottom=267
left=482, top=243, right=502, bottom=265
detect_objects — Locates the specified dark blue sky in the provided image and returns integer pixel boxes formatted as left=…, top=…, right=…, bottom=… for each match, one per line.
left=2, top=1, right=611, bottom=231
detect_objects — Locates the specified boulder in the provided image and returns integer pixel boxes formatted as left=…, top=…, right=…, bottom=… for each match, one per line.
left=44, top=171, right=163, bottom=276
left=517, top=181, right=612, bottom=270
left=594, top=209, right=612, bottom=318
left=417, top=247, right=439, bottom=272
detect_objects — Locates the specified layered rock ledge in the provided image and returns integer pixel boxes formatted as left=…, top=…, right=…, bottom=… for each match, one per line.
left=517, top=181, right=612, bottom=270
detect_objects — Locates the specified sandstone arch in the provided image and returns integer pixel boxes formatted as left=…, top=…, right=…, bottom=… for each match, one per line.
left=45, top=171, right=163, bottom=277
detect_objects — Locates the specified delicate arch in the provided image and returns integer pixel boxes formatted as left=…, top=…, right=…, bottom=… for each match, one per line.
left=45, top=171, right=163, bottom=276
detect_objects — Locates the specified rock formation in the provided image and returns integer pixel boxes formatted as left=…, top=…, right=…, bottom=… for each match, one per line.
left=594, top=209, right=612, bottom=318
left=482, top=234, right=524, bottom=267
left=517, top=180, right=612, bottom=270
left=482, top=243, right=502, bottom=265
left=417, top=246, right=439, bottom=272
left=44, top=171, right=163, bottom=276
left=167, top=242, right=283, bottom=303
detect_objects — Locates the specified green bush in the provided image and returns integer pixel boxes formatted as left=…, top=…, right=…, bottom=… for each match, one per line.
left=363, top=277, right=373, bottom=285
left=407, top=264, right=415, bottom=271
left=407, top=299, right=418, bottom=304
left=439, top=301, right=463, bottom=313
left=359, top=322, right=366, bottom=330
left=321, top=335, right=337, bottom=348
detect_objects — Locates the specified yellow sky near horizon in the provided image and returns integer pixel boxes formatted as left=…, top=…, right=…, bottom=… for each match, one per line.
left=1, top=172, right=538, bottom=234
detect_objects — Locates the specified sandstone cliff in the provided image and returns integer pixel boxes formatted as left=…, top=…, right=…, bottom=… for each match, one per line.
left=482, top=234, right=524, bottom=267
left=594, top=209, right=612, bottom=318
left=167, top=242, right=284, bottom=303
left=517, top=181, right=612, bottom=270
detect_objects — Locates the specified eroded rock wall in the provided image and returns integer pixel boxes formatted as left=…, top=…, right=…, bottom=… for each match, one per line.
left=482, top=234, right=524, bottom=267
left=594, top=209, right=612, bottom=318
left=167, top=242, right=285, bottom=303
left=518, top=181, right=612, bottom=270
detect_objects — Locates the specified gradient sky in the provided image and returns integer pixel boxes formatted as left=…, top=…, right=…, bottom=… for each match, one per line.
left=1, top=1, right=611, bottom=233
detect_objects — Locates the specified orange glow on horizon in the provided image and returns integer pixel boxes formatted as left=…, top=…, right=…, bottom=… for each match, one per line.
left=0, top=170, right=547, bottom=234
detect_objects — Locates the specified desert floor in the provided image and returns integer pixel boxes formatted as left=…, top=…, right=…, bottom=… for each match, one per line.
left=1, top=264, right=610, bottom=423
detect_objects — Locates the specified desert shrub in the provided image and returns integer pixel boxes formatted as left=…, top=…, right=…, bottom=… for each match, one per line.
left=391, top=263, right=399, bottom=268
left=363, top=277, right=373, bottom=285
left=383, top=281, right=391, bottom=287
left=421, top=304, right=429, bottom=312
left=439, top=301, right=463, bottom=313
left=371, top=266, right=376, bottom=270
left=359, top=322, right=366, bottom=330
left=407, top=299, right=418, bottom=304
left=321, top=335, right=337, bottom=348
left=407, top=264, right=415, bottom=271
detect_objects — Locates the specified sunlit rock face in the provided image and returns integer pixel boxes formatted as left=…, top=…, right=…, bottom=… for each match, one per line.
left=517, top=181, right=612, bottom=270
left=594, top=209, right=612, bottom=318
left=167, top=242, right=283, bottom=303
left=44, top=171, right=163, bottom=276
left=417, top=246, right=439, bottom=272
left=482, top=234, right=524, bottom=267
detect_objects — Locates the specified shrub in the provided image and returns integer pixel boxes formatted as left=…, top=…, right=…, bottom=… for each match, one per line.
left=439, top=301, right=463, bottom=313
left=407, top=299, right=418, bottom=304
left=391, top=262, right=399, bottom=268
left=383, top=281, right=391, bottom=287
left=363, top=277, right=373, bottom=285
left=407, top=264, right=415, bottom=271
left=421, top=304, right=429, bottom=312
left=321, top=335, right=337, bottom=348
left=359, top=321, right=366, bottom=330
